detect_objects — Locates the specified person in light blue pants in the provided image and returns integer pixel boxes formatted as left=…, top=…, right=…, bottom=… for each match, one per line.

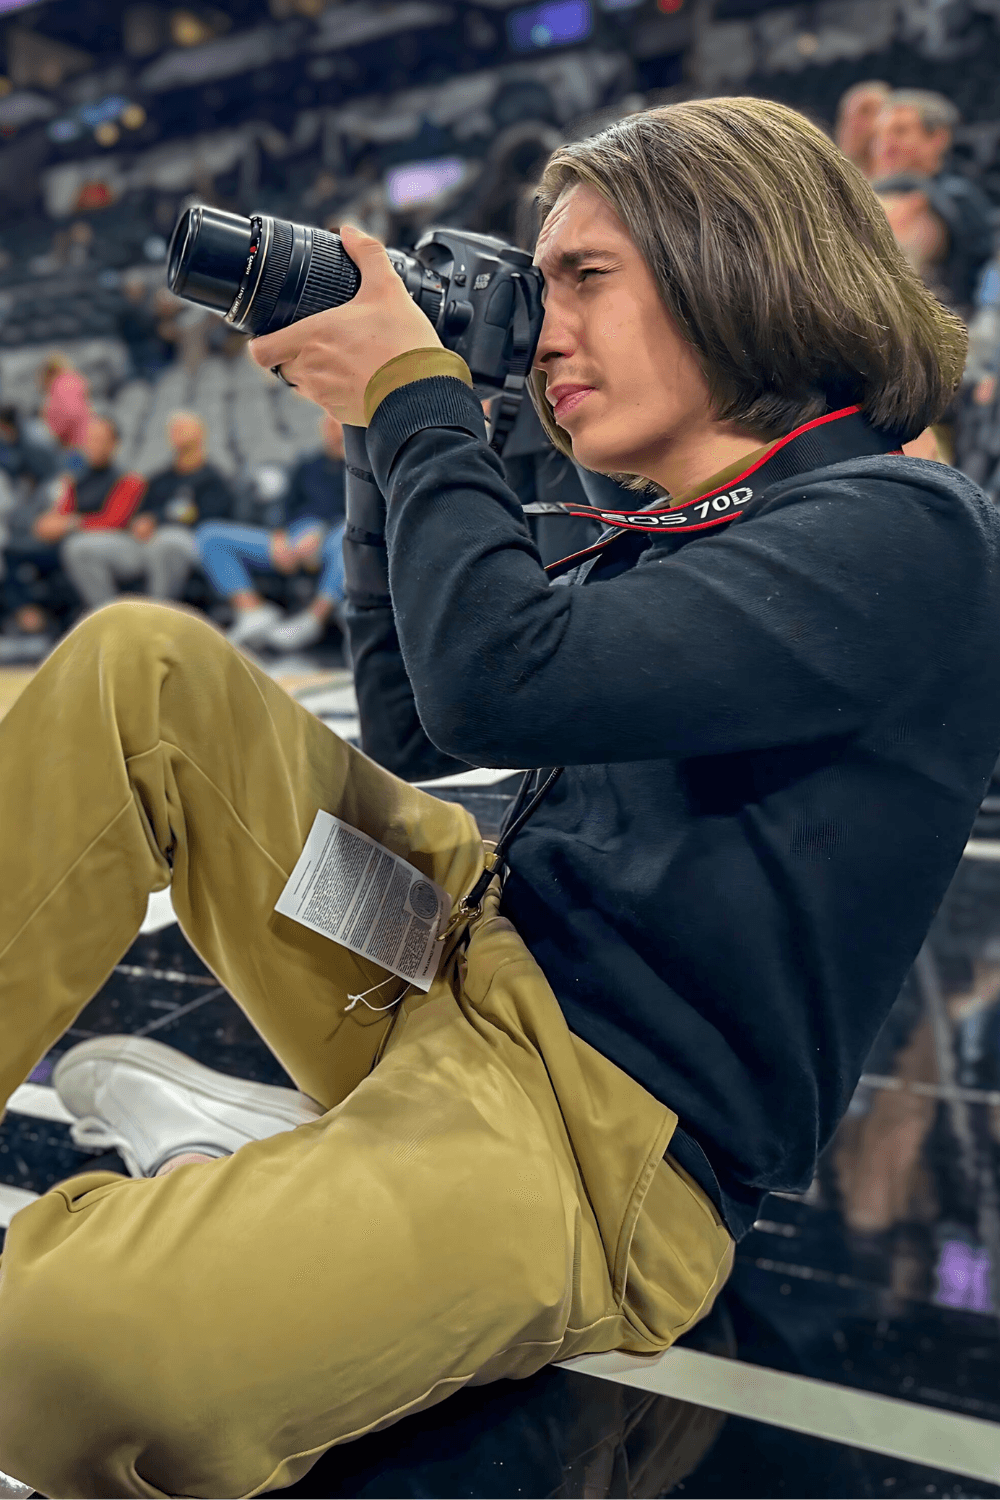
left=195, top=413, right=347, bottom=652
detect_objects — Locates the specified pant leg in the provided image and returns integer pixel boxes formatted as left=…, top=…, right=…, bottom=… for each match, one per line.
left=61, top=530, right=146, bottom=609
left=0, top=600, right=732, bottom=1500
left=194, top=521, right=273, bottom=598
left=316, top=520, right=346, bottom=601
left=142, top=525, right=200, bottom=600
left=0, top=597, right=485, bottom=1116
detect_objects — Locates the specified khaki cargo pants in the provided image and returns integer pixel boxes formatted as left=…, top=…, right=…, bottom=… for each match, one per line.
left=0, top=600, right=733, bottom=1499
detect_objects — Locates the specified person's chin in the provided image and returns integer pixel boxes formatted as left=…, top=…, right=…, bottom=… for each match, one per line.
left=568, top=433, right=629, bottom=475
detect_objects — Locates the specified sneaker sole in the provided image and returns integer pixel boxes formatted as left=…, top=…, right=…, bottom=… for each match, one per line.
left=52, top=1036, right=326, bottom=1130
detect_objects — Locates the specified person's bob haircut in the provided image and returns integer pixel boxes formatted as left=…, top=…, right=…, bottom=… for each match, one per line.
left=528, top=96, right=967, bottom=491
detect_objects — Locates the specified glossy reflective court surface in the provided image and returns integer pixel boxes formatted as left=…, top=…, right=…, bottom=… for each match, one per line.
left=2, top=660, right=1000, bottom=1498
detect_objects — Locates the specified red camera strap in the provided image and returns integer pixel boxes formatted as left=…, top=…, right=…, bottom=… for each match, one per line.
left=548, top=406, right=904, bottom=573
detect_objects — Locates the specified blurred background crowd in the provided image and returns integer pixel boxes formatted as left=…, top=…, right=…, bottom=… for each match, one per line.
left=2, top=0, right=1000, bottom=661
left=3, top=0, right=1000, bottom=1318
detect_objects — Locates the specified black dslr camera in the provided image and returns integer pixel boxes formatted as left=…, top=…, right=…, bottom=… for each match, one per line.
left=166, top=205, right=545, bottom=456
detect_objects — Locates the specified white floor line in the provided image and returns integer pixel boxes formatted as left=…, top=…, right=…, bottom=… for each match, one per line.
left=141, top=885, right=177, bottom=933
left=414, top=766, right=526, bottom=789
left=294, top=683, right=359, bottom=716
left=5, top=1082, right=73, bottom=1125
left=319, top=714, right=361, bottom=740
left=562, top=1346, right=1000, bottom=1485
left=0, top=1182, right=40, bottom=1228
left=964, top=839, right=1000, bottom=861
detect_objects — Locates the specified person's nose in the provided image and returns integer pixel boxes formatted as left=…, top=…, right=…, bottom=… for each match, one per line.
left=532, top=296, right=578, bottom=374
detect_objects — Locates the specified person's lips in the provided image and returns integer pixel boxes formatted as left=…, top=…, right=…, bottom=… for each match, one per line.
left=549, top=385, right=595, bottom=422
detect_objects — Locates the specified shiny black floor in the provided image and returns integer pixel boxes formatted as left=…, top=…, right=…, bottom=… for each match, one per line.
left=259, top=1358, right=1000, bottom=1498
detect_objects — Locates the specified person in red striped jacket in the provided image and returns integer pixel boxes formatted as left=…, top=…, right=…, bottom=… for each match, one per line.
left=1, top=415, right=145, bottom=640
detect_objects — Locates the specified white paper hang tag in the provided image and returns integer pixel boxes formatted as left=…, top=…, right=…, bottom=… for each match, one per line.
left=274, top=810, right=452, bottom=992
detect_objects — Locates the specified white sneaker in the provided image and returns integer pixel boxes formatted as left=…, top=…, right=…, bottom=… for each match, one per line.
left=264, top=607, right=325, bottom=651
left=52, top=1035, right=326, bottom=1179
left=226, top=602, right=283, bottom=648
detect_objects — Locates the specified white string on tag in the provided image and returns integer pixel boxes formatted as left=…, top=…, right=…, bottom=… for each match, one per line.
left=344, top=975, right=410, bottom=1014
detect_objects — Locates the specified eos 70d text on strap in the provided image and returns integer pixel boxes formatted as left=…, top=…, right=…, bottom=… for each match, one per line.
left=554, top=405, right=904, bottom=548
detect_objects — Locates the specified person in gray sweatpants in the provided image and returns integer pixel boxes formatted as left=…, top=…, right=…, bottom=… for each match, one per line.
left=62, top=412, right=235, bottom=608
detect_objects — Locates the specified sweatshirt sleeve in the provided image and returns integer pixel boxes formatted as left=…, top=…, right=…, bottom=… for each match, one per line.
left=365, top=376, right=989, bottom=768
left=79, top=474, right=146, bottom=531
left=349, top=603, right=477, bottom=781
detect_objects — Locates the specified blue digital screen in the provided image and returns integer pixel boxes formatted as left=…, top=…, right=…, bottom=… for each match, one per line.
left=507, top=0, right=593, bottom=51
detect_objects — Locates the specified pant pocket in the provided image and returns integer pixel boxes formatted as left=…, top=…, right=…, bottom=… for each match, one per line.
left=54, top=1172, right=129, bottom=1213
left=619, top=1153, right=735, bottom=1349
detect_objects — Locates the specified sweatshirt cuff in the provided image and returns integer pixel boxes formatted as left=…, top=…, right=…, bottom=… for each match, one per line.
left=363, top=347, right=474, bottom=425
left=365, top=374, right=488, bottom=491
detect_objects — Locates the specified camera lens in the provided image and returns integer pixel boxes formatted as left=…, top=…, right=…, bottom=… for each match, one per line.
left=167, top=205, right=369, bottom=337
left=168, top=203, right=452, bottom=345
left=167, top=206, right=253, bottom=315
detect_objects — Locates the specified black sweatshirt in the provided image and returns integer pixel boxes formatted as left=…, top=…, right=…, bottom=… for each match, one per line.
left=139, top=463, right=235, bottom=527
left=353, top=378, right=1000, bottom=1238
left=283, top=453, right=346, bottom=530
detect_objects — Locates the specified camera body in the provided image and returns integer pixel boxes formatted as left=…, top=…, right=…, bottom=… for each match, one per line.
left=397, top=226, right=543, bottom=393
left=166, top=206, right=546, bottom=454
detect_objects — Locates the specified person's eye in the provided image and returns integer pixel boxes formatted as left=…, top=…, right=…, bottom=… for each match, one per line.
left=578, top=268, right=605, bottom=281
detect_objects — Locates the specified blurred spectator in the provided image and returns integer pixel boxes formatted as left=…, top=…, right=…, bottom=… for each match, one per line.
left=61, top=411, right=235, bottom=611
left=959, top=254, right=1000, bottom=495
left=0, top=405, right=58, bottom=491
left=1, top=415, right=143, bottom=637
left=834, top=79, right=891, bottom=180
left=0, top=407, right=58, bottom=590
left=65, top=220, right=95, bottom=270
left=117, top=272, right=173, bottom=385
left=154, top=287, right=216, bottom=377
left=968, top=255, right=1000, bottom=398
left=196, top=411, right=347, bottom=652
left=871, top=90, right=996, bottom=315
left=28, top=220, right=95, bottom=278
left=303, top=169, right=340, bottom=215
left=39, top=354, right=92, bottom=456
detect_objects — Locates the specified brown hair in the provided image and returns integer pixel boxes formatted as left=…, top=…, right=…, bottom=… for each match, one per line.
left=528, top=96, right=967, bottom=490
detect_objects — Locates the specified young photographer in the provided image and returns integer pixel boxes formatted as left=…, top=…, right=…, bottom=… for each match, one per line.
left=2, top=97, right=1000, bottom=1500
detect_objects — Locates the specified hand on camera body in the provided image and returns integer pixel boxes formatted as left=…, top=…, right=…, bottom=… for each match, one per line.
left=248, top=224, right=443, bottom=425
